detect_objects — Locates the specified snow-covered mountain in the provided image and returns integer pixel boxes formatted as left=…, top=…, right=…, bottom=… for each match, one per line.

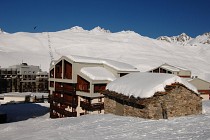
left=189, top=32, right=210, bottom=45
left=0, top=26, right=210, bottom=81
left=157, top=32, right=210, bottom=45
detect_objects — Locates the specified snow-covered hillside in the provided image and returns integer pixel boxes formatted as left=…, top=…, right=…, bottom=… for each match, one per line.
left=0, top=101, right=210, bottom=140
left=0, top=26, right=210, bottom=81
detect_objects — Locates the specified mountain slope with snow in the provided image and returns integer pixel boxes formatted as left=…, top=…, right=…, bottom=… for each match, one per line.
left=0, top=26, right=210, bottom=81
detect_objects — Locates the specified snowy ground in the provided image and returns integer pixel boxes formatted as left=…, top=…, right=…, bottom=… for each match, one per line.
left=0, top=101, right=210, bottom=140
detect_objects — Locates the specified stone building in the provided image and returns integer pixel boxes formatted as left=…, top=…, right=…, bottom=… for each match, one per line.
left=103, top=73, right=202, bottom=119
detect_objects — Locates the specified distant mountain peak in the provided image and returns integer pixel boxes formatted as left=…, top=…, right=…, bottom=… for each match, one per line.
left=69, top=26, right=85, bottom=32
left=157, top=32, right=210, bottom=46
left=90, top=26, right=111, bottom=33
left=202, top=32, right=210, bottom=36
left=157, top=33, right=192, bottom=45
left=176, top=33, right=191, bottom=42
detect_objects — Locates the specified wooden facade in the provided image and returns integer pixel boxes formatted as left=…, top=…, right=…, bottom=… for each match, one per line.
left=64, top=60, right=72, bottom=79
left=94, top=84, right=106, bottom=93
left=55, top=61, right=62, bottom=79
left=50, top=82, right=77, bottom=118
left=77, top=75, right=90, bottom=93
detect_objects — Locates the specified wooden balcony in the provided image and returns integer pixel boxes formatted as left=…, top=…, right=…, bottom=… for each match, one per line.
left=55, top=89, right=76, bottom=96
left=50, top=104, right=77, bottom=117
left=55, top=83, right=76, bottom=95
left=80, top=101, right=104, bottom=111
left=51, top=96, right=77, bottom=107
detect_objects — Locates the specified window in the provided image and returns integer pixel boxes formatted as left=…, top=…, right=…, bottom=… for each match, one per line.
left=94, top=84, right=106, bottom=93
left=120, top=73, right=128, bottom=77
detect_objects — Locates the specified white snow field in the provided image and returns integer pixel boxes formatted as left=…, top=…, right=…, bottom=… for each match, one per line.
left=0, top=101, right=210, bottom=140
left=0, top=26, right=210, bottom=82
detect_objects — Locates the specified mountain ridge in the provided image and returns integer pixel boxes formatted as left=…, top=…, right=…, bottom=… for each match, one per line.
left=157, top=32, right=210, bottom=45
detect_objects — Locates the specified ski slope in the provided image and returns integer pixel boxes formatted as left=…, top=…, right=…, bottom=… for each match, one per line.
left=0, top=26, right=210, bottom=81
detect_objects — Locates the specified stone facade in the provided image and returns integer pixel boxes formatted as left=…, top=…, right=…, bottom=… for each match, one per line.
left=103, top=84, right=202, bottom=119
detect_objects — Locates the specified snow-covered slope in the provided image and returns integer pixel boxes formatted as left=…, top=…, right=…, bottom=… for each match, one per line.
left=0, top=26, right=210, bottom=81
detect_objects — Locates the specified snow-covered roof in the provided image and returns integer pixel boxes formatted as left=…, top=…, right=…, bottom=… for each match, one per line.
left=80, top=67, right=116, bottom=81
left=106, top=72, right=198, bottom=98
left=188, top=77, right=210, bottom=84
left=66, top=55, right=101, bottom=64
left=102, top=59, right=138, bottom=72
left=160, top=65, right=180, bottom=72
left=160, top=63, right=189, bottom=71
left=65, top=55, right=138, bottom=72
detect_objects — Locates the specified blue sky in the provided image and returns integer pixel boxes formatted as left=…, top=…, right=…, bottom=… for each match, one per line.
left=0, top=0, right=209, bottom=38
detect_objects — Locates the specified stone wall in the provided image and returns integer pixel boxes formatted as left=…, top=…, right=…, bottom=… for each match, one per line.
left=103, top=84, right=202, bottom=119
left=104, top=96, right=116, bottom=114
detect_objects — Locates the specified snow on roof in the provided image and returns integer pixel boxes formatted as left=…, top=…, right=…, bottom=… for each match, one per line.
left=161, top=63, right=189, bottom=71
left=80, top=67, right=116, bottom=81
left=65, top=55, right=138, bottom=71
left=160, top=65, right=180, bottom=72
left=102, top=59, right=138, bottom=72
left=106, top=72, right=198, bottom=98
left=66, top=55, right=101, bottom=64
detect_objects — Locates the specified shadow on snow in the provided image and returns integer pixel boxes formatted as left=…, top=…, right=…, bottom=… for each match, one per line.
left=0, top=103, right=49, bottom=123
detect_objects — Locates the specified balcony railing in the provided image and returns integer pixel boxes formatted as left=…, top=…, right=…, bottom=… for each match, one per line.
left=55, top=87, right=76, bottom=95
left=51, top=96, right=77, bottom=107
left=80, top=101, right=104, bottom=111
left=50, top=104, right=77, bottom=117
